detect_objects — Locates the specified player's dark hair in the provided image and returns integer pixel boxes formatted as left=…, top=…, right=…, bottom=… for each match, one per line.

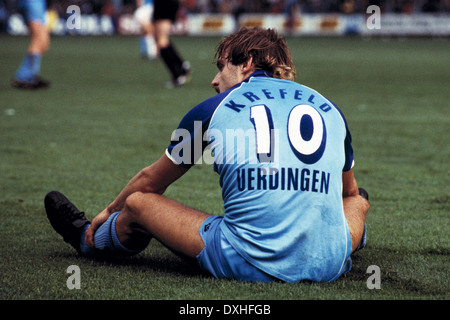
left=214, top=27, right=296, bottom=80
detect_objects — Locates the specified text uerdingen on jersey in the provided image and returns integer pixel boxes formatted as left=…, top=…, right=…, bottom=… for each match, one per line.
left=236, top=166, right=330, bottom=194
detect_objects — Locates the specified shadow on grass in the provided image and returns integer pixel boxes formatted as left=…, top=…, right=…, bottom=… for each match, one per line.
left=46, top=243, right=449, bottom=298
left=47, top=248, right=210, bottom=279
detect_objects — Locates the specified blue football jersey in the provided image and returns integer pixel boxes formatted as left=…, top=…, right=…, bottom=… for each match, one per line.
left=166, top=71, right=354, bottom=282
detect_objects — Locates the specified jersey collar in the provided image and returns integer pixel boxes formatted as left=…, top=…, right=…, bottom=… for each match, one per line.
left=245, top=70, right=272, bottom=81
left=225, top=70, right=272, bottom=94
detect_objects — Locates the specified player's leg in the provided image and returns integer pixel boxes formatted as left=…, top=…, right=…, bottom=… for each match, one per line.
left=135, top=3, right=158, bottom=59
left=28, top=20, right=50, bottom=55
left=45, top=190, right=210, bottom=259
left=154, top=19, right=171, bottom=49
left=343, top=189, right=370, bottom=253
left=13, top=0, right=50, bottom=89
left=115, top=191, right=210, bottom=258
left=139, top=23, right=158, bottom=60
left=154, top=19, right=191, bottom=87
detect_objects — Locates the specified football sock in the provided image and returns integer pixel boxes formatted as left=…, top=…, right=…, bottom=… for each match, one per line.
left=15, top=53, right=41, bottom=82
left=139, top=35, right=158, bottom=59
left=353, top=223, right=367, bottom=253
left=79, top=211, right=142, bottom=256
left=160, top=43, right=185, bottom=80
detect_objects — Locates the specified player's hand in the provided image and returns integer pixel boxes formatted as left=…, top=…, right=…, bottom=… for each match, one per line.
left=85, top=209, right=111, bottom=248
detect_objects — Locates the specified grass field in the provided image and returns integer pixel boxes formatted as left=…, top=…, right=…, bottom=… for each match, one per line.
left=0, top=34, right=449, bottom=302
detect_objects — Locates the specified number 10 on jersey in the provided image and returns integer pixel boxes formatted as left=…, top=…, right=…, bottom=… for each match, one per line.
left=250, top=104, right=327, bottom=165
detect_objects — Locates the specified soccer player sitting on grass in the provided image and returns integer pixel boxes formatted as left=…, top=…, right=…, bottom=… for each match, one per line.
left=45, top=27, right=370, bottom=283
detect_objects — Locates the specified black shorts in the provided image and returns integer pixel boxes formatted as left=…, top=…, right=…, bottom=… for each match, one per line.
left=154, top=0, right=179, bottom=22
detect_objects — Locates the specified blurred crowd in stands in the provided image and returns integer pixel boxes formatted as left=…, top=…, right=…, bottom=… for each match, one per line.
left=1, top=0, right=448, bottom=32
left=2, top=0, right=449, bottom=15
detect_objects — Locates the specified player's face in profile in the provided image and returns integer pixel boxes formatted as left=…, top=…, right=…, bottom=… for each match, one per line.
left=211, top=57, right=245, bottom=94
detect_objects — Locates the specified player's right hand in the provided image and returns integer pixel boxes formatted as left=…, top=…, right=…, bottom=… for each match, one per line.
left=85, top=209, right=111, bottom=248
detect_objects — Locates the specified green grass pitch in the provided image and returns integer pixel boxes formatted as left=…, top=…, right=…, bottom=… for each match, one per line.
left=0, top=34, right=448, bottom=301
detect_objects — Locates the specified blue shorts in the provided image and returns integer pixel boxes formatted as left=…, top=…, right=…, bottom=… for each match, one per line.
left=18, top=0, right=47, bottom=25
left=197, top=216, right=277, bottom=282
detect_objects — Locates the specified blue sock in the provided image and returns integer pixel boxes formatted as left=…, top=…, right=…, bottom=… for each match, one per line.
left=353, top=223, right=367, bottom=253
left=79, top=211, right=142, bottom=256
left=139, top=37, right=148, bottom=56
left=30, top=54, right=42, bottom=76
left=15, top=53, right=42, bottom=82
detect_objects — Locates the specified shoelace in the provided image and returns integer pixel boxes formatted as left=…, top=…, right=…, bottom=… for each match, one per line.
left=58, top=202, right=84, bottom=222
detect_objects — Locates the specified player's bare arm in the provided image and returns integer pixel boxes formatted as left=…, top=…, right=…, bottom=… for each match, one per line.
left=85, top=154, right=188, bottom=248
left=342, top=169, right=359, bottom=197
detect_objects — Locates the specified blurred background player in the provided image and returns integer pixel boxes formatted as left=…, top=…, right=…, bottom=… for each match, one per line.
left=153, top=0, right=190, bottom=88
left=134, top=0, right=158, bottom=60
left=12, top=0, right=50, bottom=89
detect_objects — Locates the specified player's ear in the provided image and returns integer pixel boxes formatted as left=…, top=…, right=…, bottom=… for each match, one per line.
left=241, top=56, right=254, bottom=75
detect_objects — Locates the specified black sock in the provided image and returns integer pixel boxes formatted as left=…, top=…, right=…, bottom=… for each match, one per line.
left=160, top=43, right=185, bottom=80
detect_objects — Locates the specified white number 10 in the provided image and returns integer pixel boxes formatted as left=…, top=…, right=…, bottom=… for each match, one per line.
left=250, top=104, right=327, bottom=164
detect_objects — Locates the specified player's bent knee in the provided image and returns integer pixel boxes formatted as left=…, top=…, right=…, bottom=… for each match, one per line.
left=120, top=192, right=154, bottom=236
left=123, top=191, right=160, bottom=220
left=124, top=191, right=146, bottom=216
left=361, top=198, right=370, bottom=217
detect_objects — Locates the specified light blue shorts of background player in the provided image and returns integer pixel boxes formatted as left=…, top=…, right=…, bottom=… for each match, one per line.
left=18, top=0, right=46, bottom=25
left=197, top=215, right=277, bottom=282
